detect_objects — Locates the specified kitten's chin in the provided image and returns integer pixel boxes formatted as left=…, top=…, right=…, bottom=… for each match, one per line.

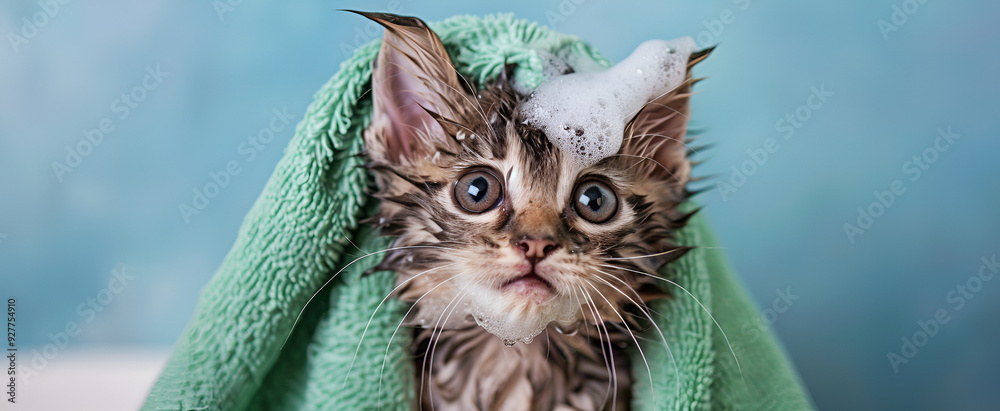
left=501, top=272, right=555, bottom=303
left=465, top=285, right=578, bottom=347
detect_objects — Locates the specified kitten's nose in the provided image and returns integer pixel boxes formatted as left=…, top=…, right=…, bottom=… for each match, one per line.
left=515, top=238, right=559, bottom=261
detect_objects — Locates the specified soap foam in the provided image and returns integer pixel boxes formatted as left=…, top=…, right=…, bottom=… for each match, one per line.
left=463, top=285, right=578, bottom=346
left=520, top=37, right=697, bottom=167
left=406, top=283, right=580, bottom=346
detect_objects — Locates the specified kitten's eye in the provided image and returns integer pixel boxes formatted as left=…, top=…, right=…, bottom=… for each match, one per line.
left=573, top=180, right=618, bottom=223
left=454, top=169, right=503, bottom=213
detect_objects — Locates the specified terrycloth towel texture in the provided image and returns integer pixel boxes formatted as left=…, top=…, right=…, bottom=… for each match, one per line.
left=143, top=14, right=813, bottom=411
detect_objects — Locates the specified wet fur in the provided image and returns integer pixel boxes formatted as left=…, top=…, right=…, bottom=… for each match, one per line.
left=356, top=11, right=708, bottom=410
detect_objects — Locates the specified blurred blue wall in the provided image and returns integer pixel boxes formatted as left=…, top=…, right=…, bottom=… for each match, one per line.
left=2, top=1, right=998, bottom=409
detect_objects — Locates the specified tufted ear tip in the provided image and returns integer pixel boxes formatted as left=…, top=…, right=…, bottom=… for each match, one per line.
left=689, top=45, right=716, bottom=67
left=344, top=10, right=434, bottom=32
left=359, top=11, right=470, bottom=166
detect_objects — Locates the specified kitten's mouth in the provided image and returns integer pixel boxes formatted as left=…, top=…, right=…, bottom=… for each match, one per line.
left=501, top=271, right=555, bottom=302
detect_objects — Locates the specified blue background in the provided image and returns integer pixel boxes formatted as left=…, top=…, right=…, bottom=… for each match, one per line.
left=2, top=1, right=998, bottom=409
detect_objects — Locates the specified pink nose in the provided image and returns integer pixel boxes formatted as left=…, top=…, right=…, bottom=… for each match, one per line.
left=516, top=238, right=559, bottom=260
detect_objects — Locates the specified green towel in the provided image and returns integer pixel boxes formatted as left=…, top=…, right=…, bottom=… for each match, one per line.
left=143, top=14, right=813, bottom=411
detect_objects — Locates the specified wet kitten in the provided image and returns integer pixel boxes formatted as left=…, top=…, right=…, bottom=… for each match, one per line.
left=358, top=12, right=708, bottom=410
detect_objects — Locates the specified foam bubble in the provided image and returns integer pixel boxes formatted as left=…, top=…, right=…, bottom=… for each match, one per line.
left=520, top=37, right=697, bottom=167
left=463, top=286, right=578, bottom=346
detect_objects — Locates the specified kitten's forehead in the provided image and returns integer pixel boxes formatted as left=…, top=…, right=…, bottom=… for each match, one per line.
left=507, top=151, right=561, bottom=206
left=511, top=125, right=563, bottom=183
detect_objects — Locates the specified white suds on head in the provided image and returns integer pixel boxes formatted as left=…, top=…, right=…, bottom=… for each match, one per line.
left=510, top=50, right=574, bottom=97
left=520, top=37, right=697, bottom=167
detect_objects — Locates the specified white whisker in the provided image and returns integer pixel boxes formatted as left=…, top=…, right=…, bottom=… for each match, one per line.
left=590, top=269, right=681, bottom=400
left=600, top=246, right=724, bottom=262
left=579, top=285, right=618, bottom=411
left=426, top=285, right=472, bottom=411
left=342, top=262, right=458, bottom=389
left=583, top=279, right=657, bottom=407
left=598, top=262, right=744, bottom=380
left=282, top=244, right=458, bottom=350
left=377, top=272, right=463, bottom=410
left=339, top=227, right=366, bottom=253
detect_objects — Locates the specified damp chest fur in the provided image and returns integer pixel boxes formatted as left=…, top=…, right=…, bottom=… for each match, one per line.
left=416, top=326, right=631, bottom=411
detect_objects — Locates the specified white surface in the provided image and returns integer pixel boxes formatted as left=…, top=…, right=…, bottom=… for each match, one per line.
left=520, top=37, right=696, bottom=167
left=3, top=348, right=169, bottom=411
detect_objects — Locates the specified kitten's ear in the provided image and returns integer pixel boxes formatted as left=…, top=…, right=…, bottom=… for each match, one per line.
left=622, top=47, right=713, bottom=183
left=354, top=11, right=469, bottom=165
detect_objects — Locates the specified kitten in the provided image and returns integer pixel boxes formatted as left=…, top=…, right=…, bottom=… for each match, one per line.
left=358, top=12, right=708, bottom=410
